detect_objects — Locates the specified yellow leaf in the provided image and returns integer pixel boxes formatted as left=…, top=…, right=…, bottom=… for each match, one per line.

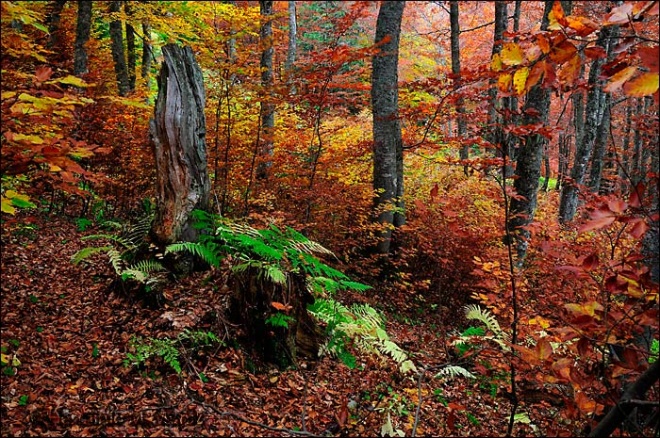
left=513, top=67, right=529, bottom=95
left=501, top=42, right=524, bottom=66
left=1, top=197, right=17, bottom=215
left=623, top=72, right=659, bottom=97
left=498, top=73, right=512, bottom=93
left=548, top=1, right=566, bottom=30
left=491, top=53, right=503, bottom=72
left=49, top=75, right=92, bottom=88
left=605, top=66, right=638, bottom=93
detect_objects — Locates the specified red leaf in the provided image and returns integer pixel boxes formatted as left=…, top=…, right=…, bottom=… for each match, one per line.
left=430, top=183, right=439, bottom=200
left=607, top=198, right=628, bottom=213
left=35, top=66, right=53, bottom=82
left=629, top=219, right=649, bottom=239
left=579, top=205, right=616, bottom=233
left=581, top=253, right=599, bottom=270
left=628, top=182, right=645, bottom=208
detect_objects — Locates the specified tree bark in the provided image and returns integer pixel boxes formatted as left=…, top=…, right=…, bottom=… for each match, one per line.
left=507, top=1, right=553, bottom=265
left=73, top=0, right=92, bottom=76
left=109, top=1, right=130, bottom=96
left=257, top=0, right=275, bottom=180
left=450, top=1, right=468, bottom=171
left=588, top=94, right=612, bottom=193
left=150, top=44, right=210, bottom=244
left=285, top=1, right=297, bottom=74
left=46, top=0, right=67, bottom=50
left=141, top=22, right=153, bottom=87
left=372, top=0, right=405, bottom=255
left=125, top=8, right=137, bottom=93
left=559, top=19, right=617, bottom=223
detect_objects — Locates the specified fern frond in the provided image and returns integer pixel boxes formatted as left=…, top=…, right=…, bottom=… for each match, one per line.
left=107, top=248, right=125, bottom=275
left=82, top=234, right=137, bottom=251
left=464, top=305, right=508, bottom=340
left=128, top=259, right=165, bottom=274
left=165, top=242, right=222, bottom=267
left=435, top=365, right=475, bottom=380
left=71, top=246, right=113, bottom=265
left=121, top=268, right=147, bottom=283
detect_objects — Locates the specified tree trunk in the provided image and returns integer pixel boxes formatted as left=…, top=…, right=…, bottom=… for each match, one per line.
left=450, top=1, right=468, bottom=169
left=109, top=1, right=130, bottom=96
left=125, top=7, right=137, bottom=93
left=507, top=1, right=552, bottom=265
left=150, top=44, right=210, bottom=245
left=559, top=19, right=617, bottom=223
left=588, top=94, right=612, bottom=193
left=229, top=268, right=321, bottom=368
left=141, top=22, right=153, bottom=87
left=285, top=1, right=297, bottom=76
left=46, top=0, right=67, bottom=50
left=588, top=361, right=660, bottom=437
left=257, top=0, right=275, bottom=180
left=372, top=0, right=405, bottom=255
left=73, top=0, right=92, bottom=76
left=488, top=1, right=513, bottom=176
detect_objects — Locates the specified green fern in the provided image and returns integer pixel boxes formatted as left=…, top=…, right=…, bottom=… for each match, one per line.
left=71, top=245, right=113, bottom=265
left=452, top=305, right=510, bottom=352
left=309, top=299, right=417, bottom=374
left=124, top=330, right=222, bottom=374
left=165, top=242, right=222, bottom=267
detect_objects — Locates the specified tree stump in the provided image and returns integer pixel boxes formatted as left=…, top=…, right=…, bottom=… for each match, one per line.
left=229, top=267, right=322, bottom=368
left=150, top=44, right=210, bottom=245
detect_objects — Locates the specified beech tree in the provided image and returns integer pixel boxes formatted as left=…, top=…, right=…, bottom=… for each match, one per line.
left=73, top=0, right=91, bottom=76
left=507, top=0, right=553, bottom=264
left=372, top=0, right=405, bottom=255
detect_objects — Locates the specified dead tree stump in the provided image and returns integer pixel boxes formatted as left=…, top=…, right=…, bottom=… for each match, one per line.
left=150, top=44, right=210, bottom=245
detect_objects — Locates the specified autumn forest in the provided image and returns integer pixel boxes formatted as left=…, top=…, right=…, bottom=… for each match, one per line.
left=1, top=1, right=659, bottom=436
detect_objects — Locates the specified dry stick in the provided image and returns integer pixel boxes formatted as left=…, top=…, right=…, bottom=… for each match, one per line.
left=499, top=149, right=520, bottom=437
left=589, top=360, right=660, bottom=437
left=411, top=363, right=430, bottom=437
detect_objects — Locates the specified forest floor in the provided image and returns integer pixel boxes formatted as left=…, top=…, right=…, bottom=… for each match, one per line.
left=1, top=212, right=549, bottom=437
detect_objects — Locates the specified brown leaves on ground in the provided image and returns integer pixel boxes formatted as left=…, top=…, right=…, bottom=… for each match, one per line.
left=1, top=213, right=540, bottom=437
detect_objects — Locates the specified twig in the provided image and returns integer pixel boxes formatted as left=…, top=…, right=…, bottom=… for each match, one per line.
left=411, top=363, right=429, bottom=437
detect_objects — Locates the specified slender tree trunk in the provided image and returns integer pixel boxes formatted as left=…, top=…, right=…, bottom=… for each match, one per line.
left=256, top=0, right=275, bottom=180
left=507, top=1, right=553, bottom=265
left=150, top=45, right=210, bottom=244
left=285, top=1, right=297, bottom=87
left=141, top=22, right=152, bottom=87
left=372, top=0, right=405, bottom=255
left=557, top=134, right=571, bottom=191
left=126, top=23, right=137, bottom=91
left=588, top=94, right=612, bottom=193
left=488, top=2, right=510, bottom=175
left=109, top=1, right=130, bottom=96
left=46, top=0, right=67, bottom=49
left=559, top=20, right=617, bottom=223
left=450, top=1, right=468, bottom=171
left=619, top=99, right=633, bottom=189
left=73, top=0, right=92, bottom=76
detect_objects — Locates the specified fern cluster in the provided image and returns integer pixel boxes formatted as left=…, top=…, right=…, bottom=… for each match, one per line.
left=309, top=299, right=416, bottom=373
left=124, top=329, right=221, bottom=374
left=72, top=214, right=165, bottom=289
left=167, top=210, right=416, bottom=373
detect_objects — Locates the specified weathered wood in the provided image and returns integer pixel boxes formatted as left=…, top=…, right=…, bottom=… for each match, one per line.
left=150, top=44, right=210, bottom=244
